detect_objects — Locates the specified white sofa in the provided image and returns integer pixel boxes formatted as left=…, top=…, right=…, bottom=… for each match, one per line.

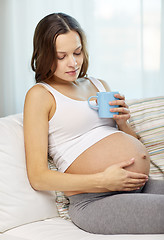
left=0, top=96, right=164, bottom=240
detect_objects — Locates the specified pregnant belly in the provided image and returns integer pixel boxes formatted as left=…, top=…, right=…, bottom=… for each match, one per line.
left=65, top=132, right=150, bottom=195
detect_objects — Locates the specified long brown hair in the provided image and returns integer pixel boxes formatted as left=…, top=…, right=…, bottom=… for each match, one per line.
left=31, top=13, right=89, bottom=83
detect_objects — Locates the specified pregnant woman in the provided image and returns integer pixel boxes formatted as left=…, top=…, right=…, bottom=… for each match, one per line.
left=24, top=13, right=164, bottom=234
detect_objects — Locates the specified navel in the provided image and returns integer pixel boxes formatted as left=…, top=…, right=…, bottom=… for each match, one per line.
left=142, top=154, right=147, bottom=160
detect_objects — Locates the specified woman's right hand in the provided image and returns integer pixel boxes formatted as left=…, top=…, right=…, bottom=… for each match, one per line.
left=101, top=158, right=148, bottom=192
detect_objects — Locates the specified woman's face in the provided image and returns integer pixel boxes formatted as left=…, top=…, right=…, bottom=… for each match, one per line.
left=54, top=30, right=84, bottom=82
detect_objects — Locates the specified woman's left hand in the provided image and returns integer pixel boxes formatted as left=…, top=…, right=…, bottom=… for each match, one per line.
left=109, top=93, right=130, bottom=127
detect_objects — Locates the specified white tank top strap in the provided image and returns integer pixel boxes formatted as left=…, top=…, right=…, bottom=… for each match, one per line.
left=36, top=82, right=55, bottom=93
left=88, top=76, right=106, bottom=92
left=36, top=82, right=63, bottom=105
left=36, top=82, right=62, bottom=99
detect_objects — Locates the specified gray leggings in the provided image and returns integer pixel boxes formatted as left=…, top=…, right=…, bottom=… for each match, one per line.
left=68, top=179, right=164, bottom=234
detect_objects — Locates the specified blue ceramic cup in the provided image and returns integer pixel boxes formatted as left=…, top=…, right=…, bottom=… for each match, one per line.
left=88, top=92, right=119, bottom=118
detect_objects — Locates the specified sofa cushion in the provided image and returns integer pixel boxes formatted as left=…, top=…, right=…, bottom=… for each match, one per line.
left=48, top=158, right=71, bottom=221
left=4, top=217, right=162, bottom=240
left=128, top=96, right=164, bottom=180
left=0, top=114, right=58, bottom=233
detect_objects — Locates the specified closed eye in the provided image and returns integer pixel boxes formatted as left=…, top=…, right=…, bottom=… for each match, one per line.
left=57, top=55, right=66, bottom=60
left=74, top=52, right=81, bottom=56
left=57, top=48, right=82, bottom=60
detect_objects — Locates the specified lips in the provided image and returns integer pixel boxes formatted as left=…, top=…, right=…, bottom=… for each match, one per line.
left=67, top=71, right=76, bottom=74
left=66, top=68, right=79, bottom=75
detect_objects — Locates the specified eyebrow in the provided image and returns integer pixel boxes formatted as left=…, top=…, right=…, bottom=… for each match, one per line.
left=57, top=45, right=82, bottom=54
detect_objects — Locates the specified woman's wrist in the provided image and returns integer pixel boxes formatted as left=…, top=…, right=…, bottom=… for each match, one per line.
left=94, top=171, right=112, bottom=190
left=118, top=121, right=138, bottom=139
left=117, top=120, right=128, bottom=131
left=94, top=172, right=105, bottom=189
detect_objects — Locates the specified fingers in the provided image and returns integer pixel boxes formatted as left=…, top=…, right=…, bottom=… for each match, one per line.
left=110, top=107, right=130, bottom=115
left=113, top=113, right=130, bottom=122
left=103, top=159, right=149, bottom=192
left=116, top=159, right=149, bottom=191
left=122, top=187, right=143, bottom=191
left=129, top=178, right=148, bottom=185
left=120, top=172, right=148, bottom=191
left=117, top=159, right=148, bottom=179
left=112, top=99, right=128, bottom=108
left=109, top=95, right=130, bottom=120
left=117, top=158, right=135, bottom=168
left=127, top=170, right=149, bottom=180
left=122, top=178, right=148, bottom=191
left=110, top=93, right=128, bottom=112
left=114, top=93, right=125, bottom=100
left=110, top=99, right=128, bottom=108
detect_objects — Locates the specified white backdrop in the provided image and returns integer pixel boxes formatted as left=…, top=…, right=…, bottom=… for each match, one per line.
left=0, top=0, right=164, bottom=117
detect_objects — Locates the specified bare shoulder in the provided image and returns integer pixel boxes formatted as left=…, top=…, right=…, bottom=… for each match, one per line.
left=25, top=84, right=53, bottom=104
left=24, top=84, right=54, bottom=115
left=98, top=79, right=111, bottom=91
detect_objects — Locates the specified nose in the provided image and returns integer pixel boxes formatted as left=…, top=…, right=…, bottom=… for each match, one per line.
left=68, top=55, right=77, bottom=68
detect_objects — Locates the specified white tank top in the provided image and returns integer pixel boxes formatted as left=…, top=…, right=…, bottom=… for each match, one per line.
left=37, top=77, right=120, bottom=172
